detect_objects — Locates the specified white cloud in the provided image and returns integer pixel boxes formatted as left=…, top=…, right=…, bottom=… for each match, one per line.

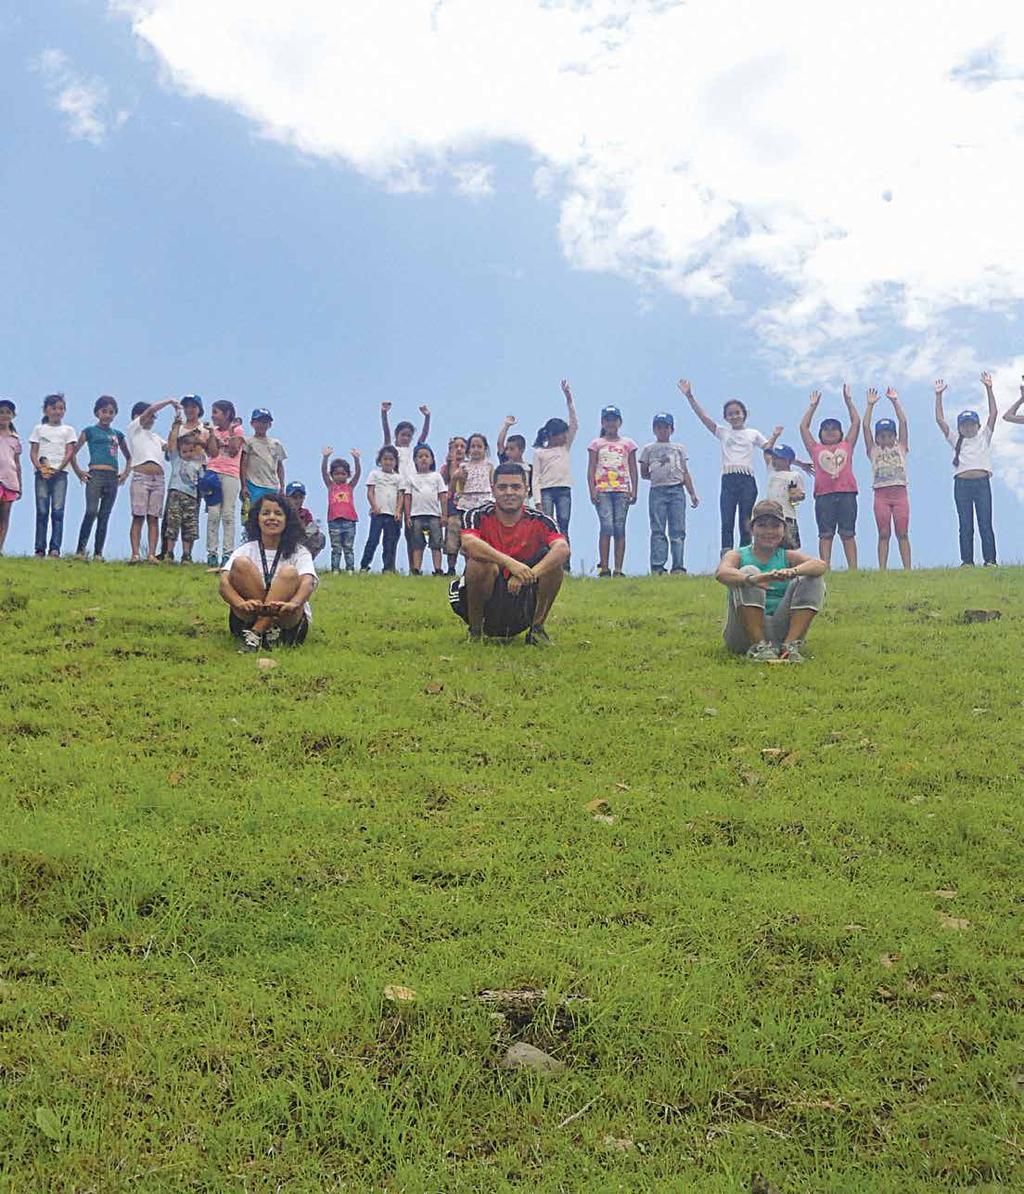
left=36, top=48, right=128, bottom=144
left=114, top=0, right=1024, bottom=382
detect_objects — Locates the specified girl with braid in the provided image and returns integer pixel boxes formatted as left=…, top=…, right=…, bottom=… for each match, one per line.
left=933, top=373, right=998, bottom=567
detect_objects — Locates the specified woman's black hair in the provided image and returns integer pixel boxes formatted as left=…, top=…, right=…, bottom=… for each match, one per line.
left=818, top=418, right=843, bottom=440
left=212, top=399, right=236, bottom=422
left=246, top=493, right=304, bottom=559
left=41, top=393, right=65, bottom=425
left=413, top=443, right=437, bottom=470
left=534, top=417, right=569, bottom=448
left=376, top=444, right=400, bottom=467
left=952, top=434, right=964, bottom=469
left=467, top=431, right=489, bottom=452
left=94, top=395, right=118, bottom=416
left=722, top=398, right=748, bottom=420
left=131, top=401, right=149, bottom=420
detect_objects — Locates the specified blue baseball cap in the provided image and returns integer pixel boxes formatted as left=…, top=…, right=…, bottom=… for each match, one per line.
left=601, top=405, right=622, bottom=420
left=957, top=409, right=981, bottom=425
left=652, top=411, right=674, bottom=428
left=768, top=443, right=796, bottom=462
left=874, top=418, right=897, bottom=435
left=181, top=394, right=203, bottom=414
left=250, top=407, right=273, bottom=422
left=285, top=481, right=306, bottom=497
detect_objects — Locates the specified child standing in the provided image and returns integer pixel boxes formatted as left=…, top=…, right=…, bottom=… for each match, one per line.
left=205, top=399, right=244, bottom=566
left=678, top=378, right=782, bottom=551
left=763, top=444, right=812, bottom=549
left=454, top=434, right=494, bottom=520
left=403, top=443, right=448, bottom=575
left=28, top=393, right=78, bottom=558
left=934, top=373, right=998, bottom=566
left=639, top=411, right=699, bottom=574
left=588, top=405, right=638, bottom=577
left=799, top=385, right=861, bottom=570
left=531, top=379, right=578, bottom=560
left=125, top=398, right=178, bottom=563
left=380, top=400, right=430, bottom=568
left=441, top=436, right=467, bottom=575
left=320, top=446, right=361, bottom=572
left=72, top=396, right=130, bottom=560
left=0, top=400, right=22, bottom=554
left=240, top=408, right=286, bottom=504
left=359, top=445, right=403, bottom=572
left=163, top=431, right=204, bottom=563
left=285, top=481, right=327, bottom=558
left=863, top=387, right=911, bottom=570
left=497, top=417, right=532, bottom=500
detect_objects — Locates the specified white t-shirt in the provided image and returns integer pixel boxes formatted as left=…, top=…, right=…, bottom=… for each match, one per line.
left=125, top=417, right=166, bottom=469
left=29, top=423, right=77, bottom=471
left=765, top=468, right=805, bottom=519
left=396, top=444, right=415, bottom=490
left=222, top=540, right=318, bottom=622
left=405, top=470, right=446, bottom=517
left=531, top=444, right=573, bottom=499
left=714, top=425, right=767, bottom=474
left=946, top=425, right=992, bottom=476
left=367, top=468, right=403, bottom=517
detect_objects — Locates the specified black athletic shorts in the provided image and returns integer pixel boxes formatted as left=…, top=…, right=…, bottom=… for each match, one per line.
left=228, top=610, right=310, bottom=646
left=815, top=491, right=857, bottom=538
left=448, top=552, right=547, bottom=639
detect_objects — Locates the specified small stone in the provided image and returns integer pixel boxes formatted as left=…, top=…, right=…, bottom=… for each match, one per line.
left=760, top=748, right=788, bottom=764
left=499, top=1042, right=566, bottom=1073
left=383, top=984, right=417, bottom=1002
left=257, top=658, right=277, bottom=671
left=602, top=1134, right=635, bottom=1151
left=592, top=813, right=616, bottom=825
left=703, top=707, right=718, bottom=717
left=584, top=798, right=611, bottom=815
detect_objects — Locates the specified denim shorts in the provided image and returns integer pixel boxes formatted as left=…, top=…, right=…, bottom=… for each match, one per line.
left=815, top=491, right=857, bottom=538
left=595, top=490, right=630, bottom=537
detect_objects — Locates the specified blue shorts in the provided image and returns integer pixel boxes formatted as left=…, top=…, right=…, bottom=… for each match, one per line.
left=246, top=482, right=278, bottom=503
left=596, top=490, right=630, bottom=537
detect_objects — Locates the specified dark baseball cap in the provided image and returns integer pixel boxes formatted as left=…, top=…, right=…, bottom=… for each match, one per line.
left=957, top=409, right=981, bottom=425
left=652, top=411, right=674, bottom=428
left=874, top=418, right=897, bottom=435
left=250, top=407, right=273, bottom=422
left=750, top=499, right=786, bottom=525
left=285, top=481, right=306, bottom=496
left=768, top=443, right=796, bottom=462
left=601, top=405, right=622, bottom=420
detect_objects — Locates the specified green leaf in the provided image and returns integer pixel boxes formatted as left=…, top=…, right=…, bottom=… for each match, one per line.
left=34, top=1106, right=61, bottom=1140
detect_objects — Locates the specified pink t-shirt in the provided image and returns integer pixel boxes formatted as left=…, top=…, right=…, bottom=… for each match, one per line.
left=207, top=425, right=243, bottom=477
left=588, top=436, right=638, bottom=493
left=327, top=482, right=357, bottom=522
left=0, top=432, right=22, bottom=492
left=811, top=439, right=858, bottom=496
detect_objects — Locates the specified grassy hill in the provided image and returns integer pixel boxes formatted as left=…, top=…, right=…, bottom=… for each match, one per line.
left=1, top=560, right=1021, bottom=1192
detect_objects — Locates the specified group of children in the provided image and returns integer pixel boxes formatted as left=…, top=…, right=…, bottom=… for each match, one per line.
left=0, top=371, right=1019, bottom=572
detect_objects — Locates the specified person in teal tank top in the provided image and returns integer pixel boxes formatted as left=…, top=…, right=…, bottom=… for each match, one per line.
left=716, top=499, right=827, bottom=663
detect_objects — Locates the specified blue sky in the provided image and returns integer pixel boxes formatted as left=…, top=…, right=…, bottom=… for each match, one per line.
left=3, top=1, right=1023, bottom=571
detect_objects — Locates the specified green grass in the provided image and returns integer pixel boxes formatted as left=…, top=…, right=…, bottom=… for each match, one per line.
left=1, top=559, right=1022, bottom=1192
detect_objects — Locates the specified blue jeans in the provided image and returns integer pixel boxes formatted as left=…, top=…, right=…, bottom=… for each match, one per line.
left=328, top=517, right=357, bottom=571
left=359, top=512, right=400, bottom=571
left=648, top=484, right=687, bottom=572
left=595, top=491, right=630, bottom=539
left=540, top=486, right=572, bottom=539
left=34, top=470, right=68, bottom=554
left=76, top=470, right=119, bottom=556
left=720, top=472, right=757, bottom=551
left=953, top=475, right=996, bottom=565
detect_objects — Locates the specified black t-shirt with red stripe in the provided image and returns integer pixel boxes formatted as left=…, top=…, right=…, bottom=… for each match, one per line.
left=460, top=504, right=565, bottom=564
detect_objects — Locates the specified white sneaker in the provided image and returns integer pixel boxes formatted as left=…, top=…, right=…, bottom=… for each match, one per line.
left=238, top=629, right=262, bottom=653
left=263, top=625, right=282, bottom=648
left=745, top=640, right=780, bottom=662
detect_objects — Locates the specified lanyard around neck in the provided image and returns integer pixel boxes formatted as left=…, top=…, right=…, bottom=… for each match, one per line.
left=258, top=540, right=281, bottom=592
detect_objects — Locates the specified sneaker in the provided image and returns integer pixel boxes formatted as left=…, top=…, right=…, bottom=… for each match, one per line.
left=164, top=552, right=175, bottom=564
left=670, top=567, right=688, bottom=575
left=181, top=552, right=193, bottom=564
left=73, top=551, right=87, bottom=561
left=238, top=629, right=262, bottom=653
left=525, top=625, right=553, bottom=648
left=650, top=567, right=667, bottom=576
left=745, top=640, right=780, bottom=662
left=221, top=554, right=230, bottom=567
left=983, top=560, right=998, bottom=567
left=48, top=549, right=60, bottom=558
left=597, top=568, right=611, bottom=578
left=263, top=625, right=281, bottom=648
left=612, top=570, right=625, bottom=577
left=780, top=639, right=806, bottom=664
left=207, top=553, right=219, bottom=567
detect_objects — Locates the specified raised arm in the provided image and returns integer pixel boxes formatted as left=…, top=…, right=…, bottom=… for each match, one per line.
left=862, top=388, right=879, bottom=456
left=142, top=397, right=180, bottom=424
left=842, top=382, right=861, bottom=449
left=799, top=391, right=821, bottom=454
left=1003, top=377, right=1024, bottom=425
left=167, top=416, right=181, bottom=454
left=764, top=424, right=783, bottom=451
left=417, top=404, right=431, bottom=444
left=933, top=379, right=949, bottom=439
left=320, top=446, right=332, bottom=489
left=350, top=448, right=362, bottom=488
left=497, top=415, right=515, bottom=458
left=888, top=387, right=908, bottom=450
left=981, top=371, right=997, bottom=431
left=677, top=379, right=717, bottom=436
left=380, top=401, right=392, bottom=445
left=561, top=379, right=579, bottom=445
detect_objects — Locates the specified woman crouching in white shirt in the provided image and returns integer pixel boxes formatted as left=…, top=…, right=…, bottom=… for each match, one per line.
left=219, top=493, right=318, bottom=652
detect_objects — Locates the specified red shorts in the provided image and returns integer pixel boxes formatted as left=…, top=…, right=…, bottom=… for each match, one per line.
left=0, top=485, right=18, bottom=502
left=873, top=485, right=909, bottom=535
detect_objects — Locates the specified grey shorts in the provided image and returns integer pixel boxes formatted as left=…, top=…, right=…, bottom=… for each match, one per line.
left=410, top=514, right=443, bottom=551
